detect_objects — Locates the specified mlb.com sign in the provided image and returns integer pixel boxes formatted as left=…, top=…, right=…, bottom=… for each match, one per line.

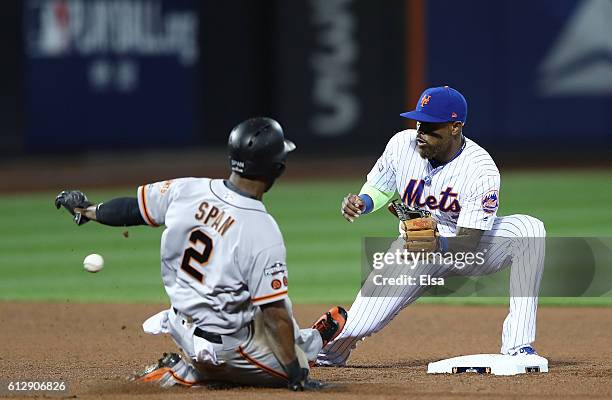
left=24, top=0, right=198, bottom=67
left=23, top=0, right=199, bottom=150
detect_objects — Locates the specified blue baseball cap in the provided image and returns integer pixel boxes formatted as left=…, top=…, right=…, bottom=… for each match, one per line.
left=400, top=86, right=467, bottom=123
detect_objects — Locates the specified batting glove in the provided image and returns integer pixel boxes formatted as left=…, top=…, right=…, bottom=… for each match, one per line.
left=55, top=190, right=93, bottom=225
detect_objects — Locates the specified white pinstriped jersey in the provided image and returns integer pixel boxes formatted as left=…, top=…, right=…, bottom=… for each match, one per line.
left=137, top=178, right=289, bottom=335
left=367, top=129, right=500, bottom=236
left=316, top=130, right=544, bottom=366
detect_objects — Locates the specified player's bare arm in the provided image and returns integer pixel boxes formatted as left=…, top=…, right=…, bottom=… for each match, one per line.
left=260, top=300, right=297, bottom=364
left=260, top=301, right=310, bottom=390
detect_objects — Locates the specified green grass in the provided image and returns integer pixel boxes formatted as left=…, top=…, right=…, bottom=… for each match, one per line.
left=1, top=170, right=611, bottom=306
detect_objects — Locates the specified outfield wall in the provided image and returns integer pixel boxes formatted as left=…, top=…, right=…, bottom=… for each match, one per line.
left=1, top=0, right=610, bottom=160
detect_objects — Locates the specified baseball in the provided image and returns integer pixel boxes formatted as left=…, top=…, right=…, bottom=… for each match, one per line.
left=83, top=253, right=104, bottom=273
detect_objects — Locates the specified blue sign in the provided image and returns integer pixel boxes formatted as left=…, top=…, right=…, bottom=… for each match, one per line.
left=426, top=0, right=612, bottom=148
left=24, top=0, right=199, bottom=152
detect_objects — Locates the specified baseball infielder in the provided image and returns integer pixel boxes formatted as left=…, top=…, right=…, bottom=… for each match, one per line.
left=55, top=117, right=347, bottom=390
left=317, top=86, right=546, bottom=366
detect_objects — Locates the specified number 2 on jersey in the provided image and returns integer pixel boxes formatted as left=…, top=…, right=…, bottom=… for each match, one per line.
left=180, top=229, right=214, bottom=282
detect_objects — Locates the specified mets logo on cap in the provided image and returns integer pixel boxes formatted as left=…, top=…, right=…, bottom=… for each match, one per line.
left=400, top=85, right=468, bottom=123
left=481, top=190, right=499, bottom=214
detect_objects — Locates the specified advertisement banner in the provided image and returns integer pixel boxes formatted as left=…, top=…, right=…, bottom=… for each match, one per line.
left=23, top=0, right=199, bottom=152
left=426, top=0, right=612, bottom=151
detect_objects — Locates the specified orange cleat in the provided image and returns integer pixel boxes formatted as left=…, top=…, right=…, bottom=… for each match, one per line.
left=312, top=306, right=347, bottom=347
left=131, top=352, right=196, bottom=388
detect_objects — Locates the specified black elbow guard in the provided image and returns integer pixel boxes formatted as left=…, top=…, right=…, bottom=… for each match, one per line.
left=96, top=197, right=146, bottom=226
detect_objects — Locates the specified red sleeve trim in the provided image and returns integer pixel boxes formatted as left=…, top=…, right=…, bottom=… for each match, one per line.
left=138, top=185, right=159, bottom=227
left=251, top=290, right=288, bottom=304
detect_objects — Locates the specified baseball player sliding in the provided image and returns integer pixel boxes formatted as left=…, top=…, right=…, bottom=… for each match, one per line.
left=317, top=86, right=546, bottom=366
left=55, top=117, right=347, bottom=390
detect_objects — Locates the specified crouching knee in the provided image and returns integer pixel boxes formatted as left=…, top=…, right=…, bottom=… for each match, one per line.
left=524, top=215, right=546, bottom=238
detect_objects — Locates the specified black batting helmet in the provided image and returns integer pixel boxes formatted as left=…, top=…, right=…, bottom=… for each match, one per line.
left=228, top=117, right=296, bottom=180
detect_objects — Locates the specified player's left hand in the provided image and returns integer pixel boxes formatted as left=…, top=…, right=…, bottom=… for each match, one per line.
left=401, top=217, right=439, bottom=252
left=286, top=360, right=327, bottom=391
left=54, top=190, right=93, bottom=225
left=287, top=368, right=326, bottom=391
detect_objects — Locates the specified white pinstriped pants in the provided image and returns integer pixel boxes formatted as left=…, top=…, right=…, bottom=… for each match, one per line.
left=317, top=214, right=546, bottom=366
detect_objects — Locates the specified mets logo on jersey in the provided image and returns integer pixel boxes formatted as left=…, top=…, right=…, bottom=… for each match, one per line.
left=402, top=179, right=461, bottom=212
left=481, top=190, right=499, bottom=214
left=420, top=95, right=431, bottom=107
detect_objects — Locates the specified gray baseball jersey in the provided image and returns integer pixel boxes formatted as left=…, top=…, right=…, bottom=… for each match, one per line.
left=137, top=178, right=289, bottom=335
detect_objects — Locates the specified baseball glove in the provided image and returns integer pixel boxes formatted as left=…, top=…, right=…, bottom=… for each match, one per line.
left=388, top=200, right=439, bottom=252
left=54, top=190, right=93, bottom=225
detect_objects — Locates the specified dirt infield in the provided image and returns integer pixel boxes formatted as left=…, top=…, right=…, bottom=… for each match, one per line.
left=2, top=303, right=611, bottom=399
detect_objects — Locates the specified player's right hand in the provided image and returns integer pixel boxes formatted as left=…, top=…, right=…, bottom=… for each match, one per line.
left=341, top=193, right=365, bottom=223
left=54, top=190, right=93, bottom=226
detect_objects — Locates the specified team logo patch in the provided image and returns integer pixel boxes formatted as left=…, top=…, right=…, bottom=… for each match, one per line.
left=283, top=276, right=288, bottom=287
left=420, top=95, right=431, bottom=107
left=160, top=180, right=173, bottom=195
left=481, top=190, right=499, bottom=214
left=271, top=279, right=282, bottom=290
left=264, top=262, right=286, bottom=276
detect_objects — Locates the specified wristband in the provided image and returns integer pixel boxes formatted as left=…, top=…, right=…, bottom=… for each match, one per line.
left=359, top=182, right=395, bottom=213
left=358, top=194, right=374, bottom=214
